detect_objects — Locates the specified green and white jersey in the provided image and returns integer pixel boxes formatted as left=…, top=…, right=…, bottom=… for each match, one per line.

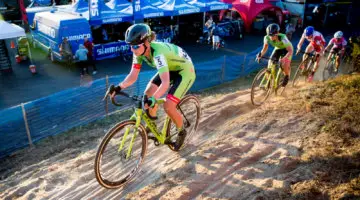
left=132, top=42, right=194, bottom=74
left=264, top=33, right=293, bottom=50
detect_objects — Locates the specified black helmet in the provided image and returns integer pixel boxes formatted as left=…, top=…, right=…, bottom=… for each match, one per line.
left=125, top=23, right=152, bottom=45
left=266, top=23, right=280, bottom=36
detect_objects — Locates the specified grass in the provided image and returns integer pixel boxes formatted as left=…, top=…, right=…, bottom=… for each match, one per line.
left=286, top=74, right=360, bottom=200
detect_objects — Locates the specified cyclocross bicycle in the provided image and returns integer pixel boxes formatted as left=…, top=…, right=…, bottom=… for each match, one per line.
left=323, top=51, right=341, bottom=80
left=94, top=85, right=201, bottom=189
left=292, top=51, right=317, bottom=87
left=251, top=56, right=287, bottom=106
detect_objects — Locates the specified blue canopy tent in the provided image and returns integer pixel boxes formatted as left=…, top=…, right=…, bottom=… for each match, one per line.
left=204, top=0, right=232, bottom=11
left=133, top=0, right=175, bottom=19
left=88, top=0, right=133, bottom=25
left=173, top=0, right=207, bottom=16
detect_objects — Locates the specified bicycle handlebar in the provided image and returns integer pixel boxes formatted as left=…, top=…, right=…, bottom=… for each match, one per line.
left=258, top=56, right=280, bottom=62
left=296, top=50, right=316, bottom=57
left=103, top=85, right=142, bottom=107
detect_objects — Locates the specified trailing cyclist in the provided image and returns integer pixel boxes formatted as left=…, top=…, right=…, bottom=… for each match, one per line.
left=325, top=31, right=347, bottom=73
left=110, top=23, right=196, bottom=151
left=256, top=23, right=293, bottom=87
left=296, top=26, right=326, bottom=82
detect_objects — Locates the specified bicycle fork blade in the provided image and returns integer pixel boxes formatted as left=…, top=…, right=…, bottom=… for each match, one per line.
left=126, top=129, right=139, bottom=160
left=118, top=127, right=130, bottom=153
left=259, top=72, right=271, bottom=90
left=117, top=127, right=138, bottom=160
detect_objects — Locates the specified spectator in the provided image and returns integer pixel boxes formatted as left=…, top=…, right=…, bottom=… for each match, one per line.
left=205, top=16, right=214, bottom=29
left=211, top=22, right=220, bottom=51
left=83, top=36, right=97, bottom=75
left=285, top=23, right=296, bottom=41
left=205, top=17, right=215, bottom=44
left=74, top=44, right=88, bottom=76
left=59, top=37, right=73, bottom=66
left=102, top=28, right=108, bottom=42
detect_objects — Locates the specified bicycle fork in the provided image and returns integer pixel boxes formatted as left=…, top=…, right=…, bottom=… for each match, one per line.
left=259, top=66, right=274, bottom=89
left=274, top=66, right=283, bottom=90
left=118, top=109, right=142, bottom=160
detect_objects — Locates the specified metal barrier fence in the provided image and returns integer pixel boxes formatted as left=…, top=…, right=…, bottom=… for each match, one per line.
left=0, top=46, right=267, bottom=158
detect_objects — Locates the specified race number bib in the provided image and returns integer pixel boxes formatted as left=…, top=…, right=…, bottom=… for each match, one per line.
left=178, top=47, right=192, bottom=62
left=154, top=55, right=168, bottom=70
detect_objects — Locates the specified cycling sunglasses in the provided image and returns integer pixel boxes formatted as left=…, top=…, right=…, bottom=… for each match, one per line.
left=131, top=43, right=144, bottom=50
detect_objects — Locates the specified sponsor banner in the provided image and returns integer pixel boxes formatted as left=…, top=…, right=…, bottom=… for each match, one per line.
left=37, top=22, right=57, bottom=39
left=209, top=4, right=230, bottom=11
left=65, top=34, right=92, bottom=41
left=89, top=0, right=102, bottom=23
left=93, top=41, right=131, bottom=60
left=177, top=7, right=201, bottom=15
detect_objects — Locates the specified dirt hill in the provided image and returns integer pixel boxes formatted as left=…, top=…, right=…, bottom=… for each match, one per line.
left=1, top=75, right=360, bottom=200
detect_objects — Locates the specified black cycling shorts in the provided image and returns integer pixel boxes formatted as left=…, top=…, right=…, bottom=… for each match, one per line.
left=270, top=49, right=288, bottom=61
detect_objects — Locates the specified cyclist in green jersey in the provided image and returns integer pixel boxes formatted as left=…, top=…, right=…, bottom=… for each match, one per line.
left=110, top=24, right=196, bottom=150
left=256, top=23, right=294, bottom=87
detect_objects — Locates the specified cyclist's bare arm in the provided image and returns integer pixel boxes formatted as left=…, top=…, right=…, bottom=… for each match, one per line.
left=297, top=35, right=305, bottom=50
left=325, top=39, right=334, bottom=51
left=119, top=66, right=141, bottom=89
left=259, top=43, right=269, bottom=57
left=153, top=72, right=170, bottom=99
left=284, top=45, right=293, bottom=60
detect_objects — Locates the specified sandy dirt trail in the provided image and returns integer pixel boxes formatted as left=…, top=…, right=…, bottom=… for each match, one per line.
left=0, top=81, right=320, bottom=200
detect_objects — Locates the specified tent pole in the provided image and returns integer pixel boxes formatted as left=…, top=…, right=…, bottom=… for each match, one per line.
left=203, top=12, right=206, bottom=31
left=323, top=3, right=329, bottom=27
left=27, top=42, right=33, bottom=64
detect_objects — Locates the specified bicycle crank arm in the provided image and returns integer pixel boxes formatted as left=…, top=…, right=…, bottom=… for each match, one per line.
left=164, top=131, right=180, bottom=144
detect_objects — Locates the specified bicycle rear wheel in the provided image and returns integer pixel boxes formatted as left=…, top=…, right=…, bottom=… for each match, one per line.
left=166, top=95, right=201, bottom=151
left=323, top=61, right=336, bottom=81
left=251, top=68, right=273, bottom=106
left=94, top=120, right=147, bottom=189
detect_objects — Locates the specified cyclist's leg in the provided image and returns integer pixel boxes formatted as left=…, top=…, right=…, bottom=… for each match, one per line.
left=281, top=50, right=292, bottom=86
left=164, top=67, right=196, bottom=130
left=313, top=52, right=321, bottom=73
left=145, top=73, right=160, bottom=119
left=272, top=49, right=291, bottom=86
left=333, top=48, right=341, bottom=70
left=306, top=44, right=317, bottom=72
left=268, top=49, right=278, bottom=68
left=302, top=44, right=314, bottom=62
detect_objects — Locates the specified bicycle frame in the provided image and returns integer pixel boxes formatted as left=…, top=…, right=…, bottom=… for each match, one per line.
left=328, top=52, right=340, bottom=66
left=259, top=61, right=283, bottom=91
left=301, top=52, right=317, bottom=73
left=118, top=99, right=170, bottom=159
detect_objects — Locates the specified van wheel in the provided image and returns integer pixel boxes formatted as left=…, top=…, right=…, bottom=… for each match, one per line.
left=49, top=51, right=55, bottom=63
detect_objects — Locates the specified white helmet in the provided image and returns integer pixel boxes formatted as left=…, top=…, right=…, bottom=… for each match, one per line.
left=334, top=31, right=343, bottom=39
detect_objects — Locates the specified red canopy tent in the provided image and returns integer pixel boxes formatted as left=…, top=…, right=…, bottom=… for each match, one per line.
left=221, top=0, right=284, bottom=32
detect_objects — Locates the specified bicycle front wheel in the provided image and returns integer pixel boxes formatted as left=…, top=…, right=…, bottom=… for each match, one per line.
left=275, top=70, right=287, bottom=96
left=251, top=68, right=273, bottom=106
left=94, top=120, right=148, bottom=189
left=166, top=95, right=201, bottom=151
left=292, top=60, right=307, bottom=87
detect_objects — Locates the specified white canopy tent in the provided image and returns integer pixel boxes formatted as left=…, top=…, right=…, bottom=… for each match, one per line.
left=0, top=20, right=26, bottom=40
left=0, top=20, right=34, bottom=72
